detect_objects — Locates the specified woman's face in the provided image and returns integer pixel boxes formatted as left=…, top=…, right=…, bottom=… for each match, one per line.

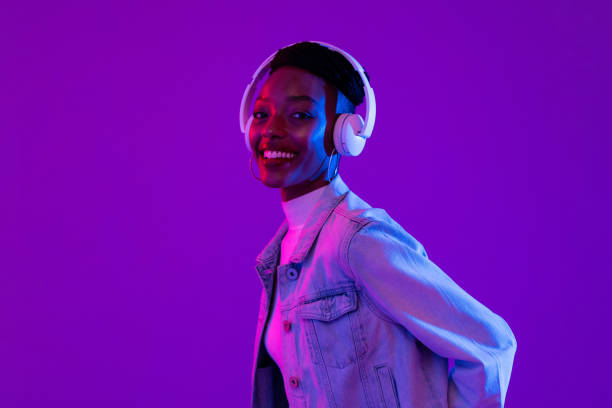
left=249, top=66, right=337, bottom=201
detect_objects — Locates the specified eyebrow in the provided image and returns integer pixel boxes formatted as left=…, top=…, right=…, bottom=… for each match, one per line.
left=255, top=95, right=319, bottom=104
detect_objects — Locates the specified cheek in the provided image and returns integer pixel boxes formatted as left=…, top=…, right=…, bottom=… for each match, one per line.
left=306, top=125, right=328, bottom=157
left=299, top=119, right=326, bottom=146
left=248, top=126, right=259, bottom=151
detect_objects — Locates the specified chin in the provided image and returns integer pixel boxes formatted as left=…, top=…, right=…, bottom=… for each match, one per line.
left=260, top=174, right=287, bottom=188
left=262, top=179, right=284, bottom=188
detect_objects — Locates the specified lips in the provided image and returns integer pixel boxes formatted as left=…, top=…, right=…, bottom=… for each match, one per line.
left=258, top=146, right=299, bottom=168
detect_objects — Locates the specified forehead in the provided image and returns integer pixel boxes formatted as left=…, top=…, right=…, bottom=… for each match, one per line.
left=257, top=66, right=328, bottom=102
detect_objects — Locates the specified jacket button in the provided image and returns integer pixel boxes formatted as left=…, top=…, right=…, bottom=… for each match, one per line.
left=283, top=320, right=292, bottom=332
left=289, top=376, right=300, bottom=388
left=286, top=267, right=299, bottom=280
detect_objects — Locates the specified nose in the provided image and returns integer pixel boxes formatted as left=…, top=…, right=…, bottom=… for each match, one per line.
left=261, top=111, right=287, bottom=138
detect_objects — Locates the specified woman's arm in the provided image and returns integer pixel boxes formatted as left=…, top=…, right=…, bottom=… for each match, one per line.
left=347, top=219, right=517, bottom=408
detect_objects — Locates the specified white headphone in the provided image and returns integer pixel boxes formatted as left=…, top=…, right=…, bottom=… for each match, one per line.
left=239, top=41, right=376, bottom=157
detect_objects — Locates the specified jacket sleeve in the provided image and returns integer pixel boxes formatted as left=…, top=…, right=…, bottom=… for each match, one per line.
left=347, top=219, right=517, bottom=408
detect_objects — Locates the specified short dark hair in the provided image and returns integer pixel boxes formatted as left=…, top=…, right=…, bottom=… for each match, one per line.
left=269, top=42, right=369, bottom=113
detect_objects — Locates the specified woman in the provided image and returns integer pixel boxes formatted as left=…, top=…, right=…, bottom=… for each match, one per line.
left=241, top=41, right=516, bottom=408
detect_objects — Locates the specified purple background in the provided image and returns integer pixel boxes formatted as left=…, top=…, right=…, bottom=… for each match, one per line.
left=3, top=1, right=611, bottom=406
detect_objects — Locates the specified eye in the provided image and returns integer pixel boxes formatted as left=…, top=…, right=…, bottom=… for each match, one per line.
left=253, top=111, right=267, bottom=120
left=291, top=111, right=313, bottom=120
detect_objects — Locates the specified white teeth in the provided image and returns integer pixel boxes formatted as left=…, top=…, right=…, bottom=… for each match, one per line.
left=263, top=150, right=296, bottom=159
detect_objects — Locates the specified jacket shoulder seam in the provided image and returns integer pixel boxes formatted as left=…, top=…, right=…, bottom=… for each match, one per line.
left=333, top=205, right=373, bottom=226
left=345, top=218, right=378, bottom=291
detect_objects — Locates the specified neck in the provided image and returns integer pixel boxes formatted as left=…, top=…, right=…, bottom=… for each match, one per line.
left=280, top=174, right=330, bottom=202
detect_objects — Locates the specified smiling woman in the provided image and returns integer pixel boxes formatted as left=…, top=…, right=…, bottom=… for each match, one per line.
left=240, top=42, right=517, bottom=408
left=250, top=65, right=336, bottom=200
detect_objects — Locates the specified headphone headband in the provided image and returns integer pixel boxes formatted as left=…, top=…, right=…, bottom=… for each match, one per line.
left=239, top=41, right=376, bottom=138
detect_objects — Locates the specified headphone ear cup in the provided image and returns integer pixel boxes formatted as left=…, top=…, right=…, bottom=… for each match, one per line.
left=333, top=113, right=366, bottom=156
left=244, top=116, right=254, bottom=153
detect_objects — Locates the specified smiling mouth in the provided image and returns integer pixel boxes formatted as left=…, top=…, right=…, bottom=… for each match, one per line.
left=260, top=150, right=298, bottom=167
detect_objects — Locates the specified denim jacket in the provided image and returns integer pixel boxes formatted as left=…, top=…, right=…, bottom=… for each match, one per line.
left=251, top=176, right=516, bottom=408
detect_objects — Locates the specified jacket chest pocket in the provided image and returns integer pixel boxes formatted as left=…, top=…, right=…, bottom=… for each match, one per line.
left=297, top=289, right=367, bottom=369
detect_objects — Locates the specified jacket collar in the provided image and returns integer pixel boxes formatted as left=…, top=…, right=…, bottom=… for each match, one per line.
left=255, top=175, right=350, bottom=274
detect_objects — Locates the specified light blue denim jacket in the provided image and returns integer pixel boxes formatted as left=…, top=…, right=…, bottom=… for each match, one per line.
left=251, top=176, right=516, bottom=408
